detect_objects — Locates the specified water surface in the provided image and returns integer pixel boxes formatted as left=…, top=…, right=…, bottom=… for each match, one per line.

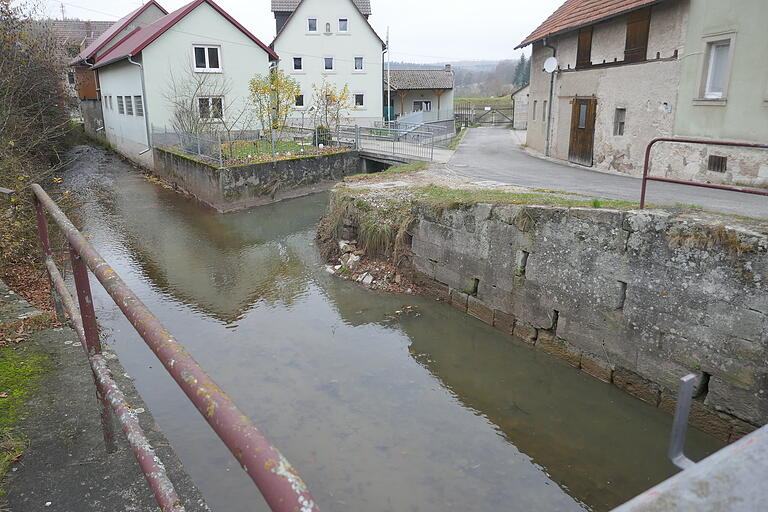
left=64, top=146, right=724, bottom=511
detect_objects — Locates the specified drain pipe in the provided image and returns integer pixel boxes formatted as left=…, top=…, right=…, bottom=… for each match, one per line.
left=127, top=55, right=152, bottom=155
left=543, top=37, right=557, bottom=157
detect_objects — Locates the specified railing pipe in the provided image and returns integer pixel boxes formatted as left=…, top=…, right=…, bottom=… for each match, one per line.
left=30, top=184, right=319, bottom=512
left=640, top=138, right=768, bottom=208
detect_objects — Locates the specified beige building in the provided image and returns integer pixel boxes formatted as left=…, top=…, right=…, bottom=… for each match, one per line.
left=518, top=0, right=688, bottom=175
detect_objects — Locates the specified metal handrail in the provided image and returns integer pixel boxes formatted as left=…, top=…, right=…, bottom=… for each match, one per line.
left=640, top=138, right=768, bottom=208
left=30, top=184, right=319, bottom=512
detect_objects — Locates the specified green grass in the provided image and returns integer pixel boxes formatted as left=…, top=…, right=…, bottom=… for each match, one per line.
left=224, top=140, right=306, bottom=159
left=0, top=342, right=49, bottom=491
left=412, top=185, right=642, bottom=210
left=448, top=128, right=467, bottom=151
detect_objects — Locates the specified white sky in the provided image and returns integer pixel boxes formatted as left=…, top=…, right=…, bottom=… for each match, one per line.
left=46, top=0, right=563, bottom=62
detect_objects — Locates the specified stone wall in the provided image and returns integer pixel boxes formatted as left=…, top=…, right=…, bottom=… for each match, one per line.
left=336, top=195, right=768, bottom=441
left=153, top=148, right=362, bottom=212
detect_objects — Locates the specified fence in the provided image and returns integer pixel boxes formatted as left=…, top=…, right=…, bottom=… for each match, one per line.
left=374, top=120, right=453, bottom=146
left=153, top=126, right=347, bottom=167
left=344, top=124, right=435, bottom=161
left=640, top=138, right=768, bottom=208
left=30, top=183, right=319, bottom=512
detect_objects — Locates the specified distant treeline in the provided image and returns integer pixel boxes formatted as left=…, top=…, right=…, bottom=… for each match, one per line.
left=388, top=56, right=530, bottom=98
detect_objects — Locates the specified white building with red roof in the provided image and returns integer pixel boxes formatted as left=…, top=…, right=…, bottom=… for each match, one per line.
left=88, top=0, right=276, bottom=168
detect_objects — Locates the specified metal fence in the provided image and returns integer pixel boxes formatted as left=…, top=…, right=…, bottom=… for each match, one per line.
left=374, top=120, right=453, bottom=146
left=345, top=124, right=436, bottom=161
left=30, top=183, right=319, bottom=512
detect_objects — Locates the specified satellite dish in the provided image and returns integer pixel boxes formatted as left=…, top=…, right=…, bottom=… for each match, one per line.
left=543, top=56, right=558, bottom=73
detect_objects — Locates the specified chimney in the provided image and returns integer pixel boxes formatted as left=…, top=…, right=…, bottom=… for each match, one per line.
left=445, top=64, right=452, bottom=72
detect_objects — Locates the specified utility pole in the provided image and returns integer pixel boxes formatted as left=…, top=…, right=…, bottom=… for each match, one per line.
left=386, top=27, right=391, bottom=123
left=60, top=2, right=65, bottom=20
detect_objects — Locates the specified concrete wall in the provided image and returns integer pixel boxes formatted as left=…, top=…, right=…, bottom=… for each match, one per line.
left=526, top=1, right=688, bottom=175
left=333, top=193, right=768, bottom=440
left=97, top=59, right=153, bottom=168
left=671, top=0, right=768, bottom=187
left=512, top=85, right=529, bottom=130
left=153, top=148, right=363, bottom=212
left=274, top=0, right=384, bottom=126
left=79, top=99, right=105, bottom=139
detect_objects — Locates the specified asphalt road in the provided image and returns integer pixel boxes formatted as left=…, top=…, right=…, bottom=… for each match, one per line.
left=448, top=127, right=768, bottom=219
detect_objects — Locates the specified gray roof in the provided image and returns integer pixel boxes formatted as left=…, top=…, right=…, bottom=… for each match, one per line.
left=271, top=0, right=372, bottom=15
left=384, top=69, right=455, bottom=91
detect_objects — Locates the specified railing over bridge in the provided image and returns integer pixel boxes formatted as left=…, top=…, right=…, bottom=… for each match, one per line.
left=30, top=184, right=319, bottom=512
left=337, top=124, right=436, bottom=161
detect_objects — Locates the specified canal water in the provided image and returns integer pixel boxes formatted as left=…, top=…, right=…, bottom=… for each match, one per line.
left=64, top=146, right=723, bottom=512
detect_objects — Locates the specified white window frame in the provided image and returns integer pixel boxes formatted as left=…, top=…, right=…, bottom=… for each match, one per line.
left=323, top=56, right=334, bottom=72
left=354, top=93, right=365, bottom=108
left=125, top=95, right=133, bottom=116
left=134, top=95, right=144, bottom=117
left=413, top=100, right=432, bottom=112
left=293, top=56, right=303, bottom=71
left=197, top=96, right=224, bottom=121
left=697, top=32, right=736, bottom=102
left=192, top=45, right=222, bottom=73
left=353, top=56, right=364, bottom=71
left=339, top=18, right=349, bottom=32
left=295, top=94, right=305, bottom=108
left=307, top=18, right=318, bottom=32
left=117, top=96, right=124, bottom=115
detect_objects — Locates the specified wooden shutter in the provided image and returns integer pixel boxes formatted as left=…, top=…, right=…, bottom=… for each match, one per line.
left=625, top=7, right=651, bottom=63
left=576, top=26, right=593, bottom=68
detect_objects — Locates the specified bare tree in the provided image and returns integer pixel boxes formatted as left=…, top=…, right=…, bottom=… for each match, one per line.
left=309, top=80, right=353, bottom=139
left=249, top=68, right=300, bottom=148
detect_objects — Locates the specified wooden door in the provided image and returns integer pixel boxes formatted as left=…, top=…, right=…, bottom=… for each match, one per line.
left=568, top=98, right=597, bottom=166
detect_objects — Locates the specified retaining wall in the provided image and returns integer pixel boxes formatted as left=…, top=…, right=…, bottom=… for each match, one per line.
left=153, top=148, right=362, bottom=212
left=337, top=196, right=768, bottom=441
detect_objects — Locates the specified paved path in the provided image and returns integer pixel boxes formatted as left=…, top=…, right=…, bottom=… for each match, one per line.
left=1, top=279, right=209, bottom=512
left=448, top=127, right=768, bottom=219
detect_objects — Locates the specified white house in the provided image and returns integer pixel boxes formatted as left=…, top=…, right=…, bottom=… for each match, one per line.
left=384, top=67, right=455, bottom=125
left=92, top=0, right=277, bottom=167
left=271, top=0, right=386, bottom=127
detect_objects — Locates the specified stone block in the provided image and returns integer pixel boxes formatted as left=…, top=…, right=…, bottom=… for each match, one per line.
left=729, top=417, right=758, bottom=442
left=467, top=296, right=494, bottom=325
left=493, top=310, right=516, bottom=335
left=537, top=331, right=581, bottom=368
left=580, top=353, right=613, bottom=383
left=413, top=272, right=449, bottom=302
left=613, top=368, right=661, bottom=406
left=513, top=322, right=537, bottom=344
left=450, top=290, right=468, bottom=312
left=659, top=393, right=733, bottom=441
left=705, top=376, right=767, bottom=426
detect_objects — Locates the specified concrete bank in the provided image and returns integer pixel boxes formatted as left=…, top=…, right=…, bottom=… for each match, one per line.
left=153, top=147, right=363, bottom=212
left=0, top=279, right=209, bottom=511
left=324, top=177, right=768, bottom=442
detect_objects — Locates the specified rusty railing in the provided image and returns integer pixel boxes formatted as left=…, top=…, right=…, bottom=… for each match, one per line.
left=640, top=137, right=768, bottom=208
left=30, top=183, right=319, bottom=512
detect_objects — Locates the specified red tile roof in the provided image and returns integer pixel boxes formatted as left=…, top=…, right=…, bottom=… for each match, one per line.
left=94, top=0, right=277, bottom=68
left=516, top=0, right=666, bottom=48
left=72, top=1, right=168, bottom=64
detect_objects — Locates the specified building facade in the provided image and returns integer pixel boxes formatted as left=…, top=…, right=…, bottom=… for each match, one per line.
left=520, top=0, right=688, bottom=175
left=384, top=67, right=455, bottom=125
left=271, top=0, right=385, bottom=127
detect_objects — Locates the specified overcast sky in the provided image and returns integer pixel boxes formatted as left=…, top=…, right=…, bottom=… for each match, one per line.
left=46, top=0, right=562, bottom=62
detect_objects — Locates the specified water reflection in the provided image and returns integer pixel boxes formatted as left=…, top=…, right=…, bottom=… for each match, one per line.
left=65, top=146, right=724, bottom=512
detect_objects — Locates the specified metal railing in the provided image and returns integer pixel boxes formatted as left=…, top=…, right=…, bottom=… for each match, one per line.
left=640, top=138, right=768, bottom=208
left=342, top=124, right=435, bottom=161
left=30, top=184, right=319, bottom=512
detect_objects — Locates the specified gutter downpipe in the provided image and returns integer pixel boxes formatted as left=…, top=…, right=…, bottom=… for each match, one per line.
left=127, top=55, right=152, bottom=155
left=543, top=37, right=556, bottom=157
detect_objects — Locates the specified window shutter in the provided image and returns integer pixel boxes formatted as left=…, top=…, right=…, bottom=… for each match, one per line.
left=624, top=7, right=651, bottom=63
left=576, top=26, right=593, bottom=68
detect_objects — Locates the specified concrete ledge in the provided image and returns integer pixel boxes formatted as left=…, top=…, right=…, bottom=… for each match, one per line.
left=611, top=425, right=768, bottom=512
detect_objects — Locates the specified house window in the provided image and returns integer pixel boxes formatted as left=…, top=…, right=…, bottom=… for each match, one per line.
left=295, top=94, right=304, bottom=107
left=324, top=57, right=334, bottom=70
left=325, top=22, right=331, bottom=33
left=307, top=18, right=317, bottom=32
left=576, top=26, right=593, bottom=68
left=703, top=40, right=731, bottom=99
left=708, top=155, right=727, bottom=173
left=125, top=96, right=133, bottom=116
left=614, top=108, right=626, bottom=135
left=624, top=7, right=651, bottom=63
left=355, top=94, right=364, bottom=107
left=543, top=100, right=548, bottom=121
left=117, top=96, right=124, bottom=114
left=578, top=102, right=588, bottom=128
left=293, top=57, right=303, bottom=70
left=108, top=96, right=113, bottom=110
left=532, top=100, right=537, bottom=120
left=339, top=18, right=348, bottom=32
left=413, top=100, right=431, bottom=112
left=198, top=97, right=223, bottom=120
left=193, top=45, right=221, bottom=72
left=134, top=96, right=144, bottom=117
left=354, top=56, right=364, bottom=70
left=67, top=72, right=75, bottom=85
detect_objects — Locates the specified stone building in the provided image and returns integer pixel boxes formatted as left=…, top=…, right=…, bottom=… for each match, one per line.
left=519, top=0, right=768, bottom=186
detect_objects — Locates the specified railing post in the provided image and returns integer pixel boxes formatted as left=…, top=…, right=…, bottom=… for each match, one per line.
left=69, top=244, right=117, bottom=454
left=355, top=125, right=360, bottom=150
left=32, top=195, right=66, bottom=321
